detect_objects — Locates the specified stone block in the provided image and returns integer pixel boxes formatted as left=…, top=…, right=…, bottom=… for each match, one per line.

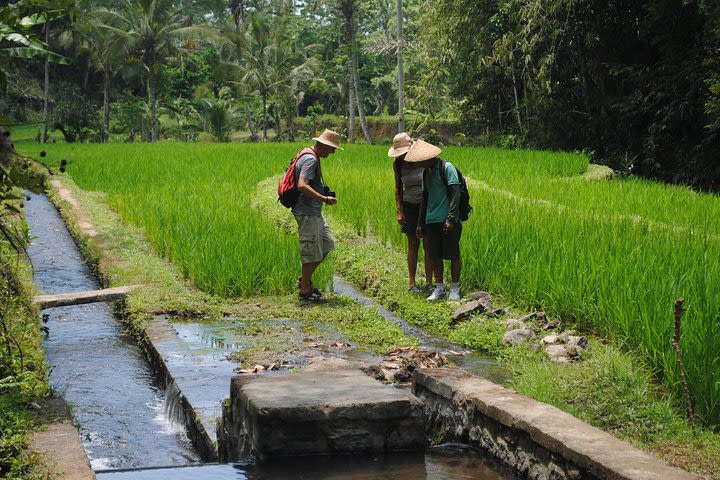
left=219, top=369, right=425, bottom=460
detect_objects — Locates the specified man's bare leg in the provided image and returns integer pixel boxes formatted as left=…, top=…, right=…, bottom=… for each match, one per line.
left=300, top=261, right=321, bottom=293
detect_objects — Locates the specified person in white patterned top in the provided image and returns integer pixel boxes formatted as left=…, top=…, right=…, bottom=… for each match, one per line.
left=389, top=132, right=433, bottom=294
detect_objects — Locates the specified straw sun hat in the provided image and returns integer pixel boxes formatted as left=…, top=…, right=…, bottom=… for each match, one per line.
left=404, top=139, right=442, bottom=163
left=312, top=129, right=343, bottom=149
left=388, top=132, right=413, bottom=158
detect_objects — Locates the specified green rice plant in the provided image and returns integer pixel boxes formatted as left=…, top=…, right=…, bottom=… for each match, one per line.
left=31, top=142, right=329, bottom=297
left=21, top=141, right=720, bottom=425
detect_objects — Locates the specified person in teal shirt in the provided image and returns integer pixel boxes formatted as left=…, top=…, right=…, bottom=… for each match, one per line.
left=406, top=140, right=463, bottom=301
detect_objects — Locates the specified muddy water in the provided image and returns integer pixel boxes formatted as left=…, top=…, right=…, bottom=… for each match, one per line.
left=25, top=192, right=199, bottom=470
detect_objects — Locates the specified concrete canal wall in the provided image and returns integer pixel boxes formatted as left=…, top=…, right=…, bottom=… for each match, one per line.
left=412, top=368, right=699, bottom=480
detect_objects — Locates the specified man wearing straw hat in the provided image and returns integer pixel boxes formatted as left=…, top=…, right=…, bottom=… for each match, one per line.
left=293, top=129, right=342, bottom=302
left=389, top=132, right=434, bottom=294
left=405, top=139, right=463, bottom=301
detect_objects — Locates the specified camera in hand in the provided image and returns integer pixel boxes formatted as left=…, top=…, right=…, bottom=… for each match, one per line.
left=323, top=186, right=336, bottom=198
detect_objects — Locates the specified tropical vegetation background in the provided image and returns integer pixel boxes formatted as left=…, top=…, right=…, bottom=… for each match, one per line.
left=3, top=1, right=720, bottom=476
left=2, top=0, right=720, bottom=188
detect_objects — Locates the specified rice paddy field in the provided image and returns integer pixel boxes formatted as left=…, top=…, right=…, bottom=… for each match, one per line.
left=16, top=140, right=720, bottom=427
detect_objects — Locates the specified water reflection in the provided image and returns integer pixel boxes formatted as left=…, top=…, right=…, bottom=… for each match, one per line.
left=26, top=193, right=199, bottom=470
left=96, top=445, right=515, bottom=480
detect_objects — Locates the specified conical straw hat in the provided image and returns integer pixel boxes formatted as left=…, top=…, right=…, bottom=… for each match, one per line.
left=405, top=139, right=442, bottom=163
left=388, top=132, right=413, bottom=157
left=312, top=129, right=343, bottom=149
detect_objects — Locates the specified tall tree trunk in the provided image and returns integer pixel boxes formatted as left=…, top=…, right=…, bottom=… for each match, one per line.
left=396, top=0, right=406, bottom=132
left=42, top=24, right=50, bottom=144
left=497, top=91, right=503, bottom=130
left=149, top=48, right=158, bottom=142
left=353, top=58, right=374, bottom=144
left=244, top=101, right=258, bottom=141
left=511, top=67, right=522, bottom=132
left=347, top=70, right=356, bottom=143
left=262, top=93, right=268, bottom=141
left=523, top=79, right=529, bottom=129
left=286, top=111, right=295, bottom=141
left=102, top=68, right=111, bottom=143
left=349, top=0, right=373, bottom=144
left=82, top=56, right=90, bottom=91
left=345, top=5, right=356, bottom=143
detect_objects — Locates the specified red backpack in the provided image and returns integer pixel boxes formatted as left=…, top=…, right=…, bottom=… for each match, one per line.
left=278, top=147, right=318, bottom=208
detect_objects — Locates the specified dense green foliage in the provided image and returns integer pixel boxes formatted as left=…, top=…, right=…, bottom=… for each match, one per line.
left=23, top=140, right=720, bottom=425
left=51, top=82, right=101, bottom=142
left=422, top=0, right=720, bottom=189
left=0, top=144, right=48, bottom=479
left=5, top=0, right=719, bottom=188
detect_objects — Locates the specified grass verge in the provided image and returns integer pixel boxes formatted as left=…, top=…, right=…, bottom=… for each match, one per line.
left=0, top=237, right=51, bottom=479
left=38, top=166, right=720, bottom=479
left=44, top=173, right=414, bottom=357
left=250, top=179, right=720, bottom=479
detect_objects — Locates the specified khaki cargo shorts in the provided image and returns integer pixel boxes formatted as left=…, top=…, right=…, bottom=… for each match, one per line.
left=294, top=214, right=336, bottom=264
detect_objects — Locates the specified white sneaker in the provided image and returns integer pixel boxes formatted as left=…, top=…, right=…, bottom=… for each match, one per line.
left=427, top=286, right=446, bottom=301
left=448, top=287, right=461, bottom=300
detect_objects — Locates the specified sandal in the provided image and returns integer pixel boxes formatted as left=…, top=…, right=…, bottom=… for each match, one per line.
left=299, top=290, right=327, bottom=303
left=297, top=276, right=322, bottom=296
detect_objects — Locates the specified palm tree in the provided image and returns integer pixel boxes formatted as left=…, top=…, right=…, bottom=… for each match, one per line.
left=269, top=34, right=320, bottom=141
left=316, top=0, right=374, bottom=144
left=222, top=14, right=318, bottom=141
left=66, top=16, right=133, bottom=142
left=95, top=0, right=216, bottom=142
left=233, top=15, right=274, bottom=141
left=396, top=0, right=405, bottom=132
left=197, top=87, right=241, bottom=142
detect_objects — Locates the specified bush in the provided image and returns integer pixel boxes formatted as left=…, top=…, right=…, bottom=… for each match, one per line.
left=50, top=83, right=101, bottom=143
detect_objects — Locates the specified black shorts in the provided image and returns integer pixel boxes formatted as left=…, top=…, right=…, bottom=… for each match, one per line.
left=425, top=222, right=462, bottom=260
left=400, top=202, right=421, bottom=236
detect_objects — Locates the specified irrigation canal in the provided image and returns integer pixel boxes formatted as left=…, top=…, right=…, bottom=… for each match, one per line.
left=26, top=191, right=516, bottom=479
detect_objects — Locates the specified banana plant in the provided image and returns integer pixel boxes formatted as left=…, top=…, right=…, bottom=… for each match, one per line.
left=0, top=1, right=73, bottom=92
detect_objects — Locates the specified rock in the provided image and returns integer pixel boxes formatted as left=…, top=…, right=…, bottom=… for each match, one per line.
left=360, top=364, right=386, bottom=381
left=503, top=319, right=526, bottom=331
left=468, top=290, right=494, bottom=306
left=545, top=344, right=571, bottom=363
left=566, top=335, right=589, bottom=350
left=543, top=320, right=564, bottom=330
left=305, top=356, right=355, bottom=372
left=565, top=345, right=583, bottom=361
left=451, top=300, right=484, bottom=323
left=503, top=328, right=536, bottom=346
left=519, top=311, right=546, bottom=323
left=540, top=334, right=561, bottom=346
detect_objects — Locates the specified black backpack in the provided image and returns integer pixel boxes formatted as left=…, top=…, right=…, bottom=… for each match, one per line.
left=438, top=159, right=473, bottom=221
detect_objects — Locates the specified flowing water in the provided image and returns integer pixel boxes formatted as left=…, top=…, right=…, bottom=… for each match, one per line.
left=25, top=192, right=517, bottom=479
left=26, top=192, right=199, bottom=470
left=96, top=445, right=515, bottom=480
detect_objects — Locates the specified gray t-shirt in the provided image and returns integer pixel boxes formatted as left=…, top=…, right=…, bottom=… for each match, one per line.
left=400, top=163, right=424, bottom=205
left=292, top=153, right=323, bottom=216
